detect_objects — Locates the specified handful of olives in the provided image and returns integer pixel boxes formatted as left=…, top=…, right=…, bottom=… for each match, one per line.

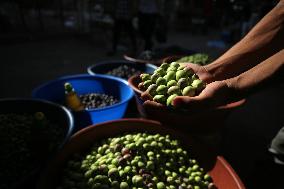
left=138, top=62, right=206, bottom=106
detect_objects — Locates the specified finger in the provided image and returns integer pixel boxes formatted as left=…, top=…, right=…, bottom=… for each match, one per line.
left=182, top=63, right=200, bottom=72
left=143, top=100, right=164, bottom=109
left=141, top=91, right=153, bottom=101
left=143, top=100, right=168, bottom=120
left=172, top=95, right=212, bottom=111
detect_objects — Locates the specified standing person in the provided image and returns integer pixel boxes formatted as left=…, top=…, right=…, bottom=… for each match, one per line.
left=143, top=1, right=284, bottom=188
left=138, top=0, right=161, bottom=50
left=108, top=0, right=137, bottom=56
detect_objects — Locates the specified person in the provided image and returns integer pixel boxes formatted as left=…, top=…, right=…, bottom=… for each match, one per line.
left=143, top=1, right=284, bottom=188
left=108, top=0, right=137, bottom=56
left=138, top=0, right=161, bottom=50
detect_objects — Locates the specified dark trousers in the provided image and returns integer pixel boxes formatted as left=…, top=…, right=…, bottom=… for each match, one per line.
left=112, top=18, right=137, bottom=53
left=138, top=12, right=157, bottom=50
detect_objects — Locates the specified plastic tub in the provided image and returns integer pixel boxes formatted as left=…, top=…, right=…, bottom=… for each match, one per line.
left=0, top=98, right=74, bottom=189
left=32, top=74, right=134, bottom=130
left=37, top=119, right=245, bottom=189
left=87, top=60, right=157, bottom=80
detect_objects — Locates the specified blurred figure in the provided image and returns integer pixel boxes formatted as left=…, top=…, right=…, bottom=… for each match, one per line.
left=138, top=0, right=161, bottom=50
left=108, top=0, right=137, bottom=56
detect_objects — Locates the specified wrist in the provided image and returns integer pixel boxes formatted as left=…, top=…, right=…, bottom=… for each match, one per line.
left=204, top=61, right=223, bottom=81
left=225, top=76, right=244, bottom=100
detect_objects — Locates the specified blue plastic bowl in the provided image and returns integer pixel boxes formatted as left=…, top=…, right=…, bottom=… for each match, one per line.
left=87, top=60, right=157, bottom=80
left=0, top=98, right=74, bottom=189
left=32, top=74, right=134, bottom=130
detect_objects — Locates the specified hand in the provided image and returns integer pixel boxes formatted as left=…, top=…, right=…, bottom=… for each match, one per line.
left=142, top=80, right=237, bottom=132
left=179, top=63, right=214, bottom=83
left=173, top=80, right=234, bottom=111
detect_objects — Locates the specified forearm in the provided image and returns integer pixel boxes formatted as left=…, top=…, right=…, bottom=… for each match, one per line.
left=205, top=1, right=284, bottom=81
left=226, top=49, right=284, bottom=98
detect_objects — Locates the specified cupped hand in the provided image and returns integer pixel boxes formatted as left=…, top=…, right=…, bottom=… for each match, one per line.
left=172, top=80, right=234, bottom=111
left=179, top=63, right=214, bottom=83
left=142, top=80, right=236, bottom=131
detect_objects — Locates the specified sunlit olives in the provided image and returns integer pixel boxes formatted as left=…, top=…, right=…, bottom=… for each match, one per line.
left=191, top=79, right=205, bottom=92
left=153, top=95, right=166, bottom=104
left=151, top=73, right=160, bottom=83
left=168, top=86, right=181, bottom=96
left=138, top=61, right=206, bottom=106
left=140, top=73, right=151, bottom=82
left=167, top=94, right=178, bottom=106
left=182, top=86, right=196, bottom=97
left=156, top=85, right=168, bottom=95
left=143, top=80, right=152, bottom=89
left=167, top=80, right=177, bottom=88
left=147, top=84, right=158, bottom=97
left=156, top=77, right=167, bottom=86
left=164, top=71, right=176, bottom=82
left=177, top=78, right=189, bottom=90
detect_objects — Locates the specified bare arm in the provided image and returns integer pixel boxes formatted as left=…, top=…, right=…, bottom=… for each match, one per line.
left=227, top=49, right=284, bottom=99
left=205, top=1, right=284, bottom=81
left=173, top=49, right=284, bottom=109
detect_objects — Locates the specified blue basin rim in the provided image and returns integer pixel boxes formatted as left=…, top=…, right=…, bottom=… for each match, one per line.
left=32, top=74, right=135, bottom=112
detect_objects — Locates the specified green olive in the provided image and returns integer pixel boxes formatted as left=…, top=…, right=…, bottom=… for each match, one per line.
left=151, top=73, right=160, bottom=83
left=132, top=175, right=143, bottom=186
left=156, top=77, right=167, bottom=86
left=208, top=183, right=217, bottom=189
left=184, top=67, right=194, bottom=76
left=120, top=182, right=129, bottom=189
left=166, top=94, right=177, bottom=106
left=146, top=161, right=155, bottom=170
left=167, top=80, right=177, bottom=88
left=204, top=174, right=212, bottom=181
left=143, top=80, right=152, bottom=89
left=111, top=180, right=119, bottom=188
left=154, top=68, right=166, bottom=76
left=140, top=73, right=151, bottom=82
left=176, top=70, right=188, bottom=81
left=157, top=182, right=166, bottom=189
left=168, top=86, right=181, bottom=95
left=191, top=79, right=205, bottom=91
left=153, top=95, right=166, bottom=104
left=177, top=78, right=189, bottom=90
left=164, top=71, right=176, bottom=82
left=156, top=85, right=168, bottom=95
left=160, top=63, right=169, bottom=70
left=182, top=86, right=195, bottom=97
left=167, top=66, right=177, bottom=72
left=170, top=62, right=179, bottom=68
left=108, top=168, right=119, bottom=178
left=147, top=84, right=158, bottom=96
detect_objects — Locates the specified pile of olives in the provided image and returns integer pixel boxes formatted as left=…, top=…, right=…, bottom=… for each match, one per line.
left=106, top=65, right=142, bottom=80
left=79, top=93, right=119, bottom=109
left=0, top=112, right=65, bottom=189
left=176, top=54, right=211, bottom=66
left=56, top=133, right=217, bottom=189
left=138, top=62, right=205, bottom=106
